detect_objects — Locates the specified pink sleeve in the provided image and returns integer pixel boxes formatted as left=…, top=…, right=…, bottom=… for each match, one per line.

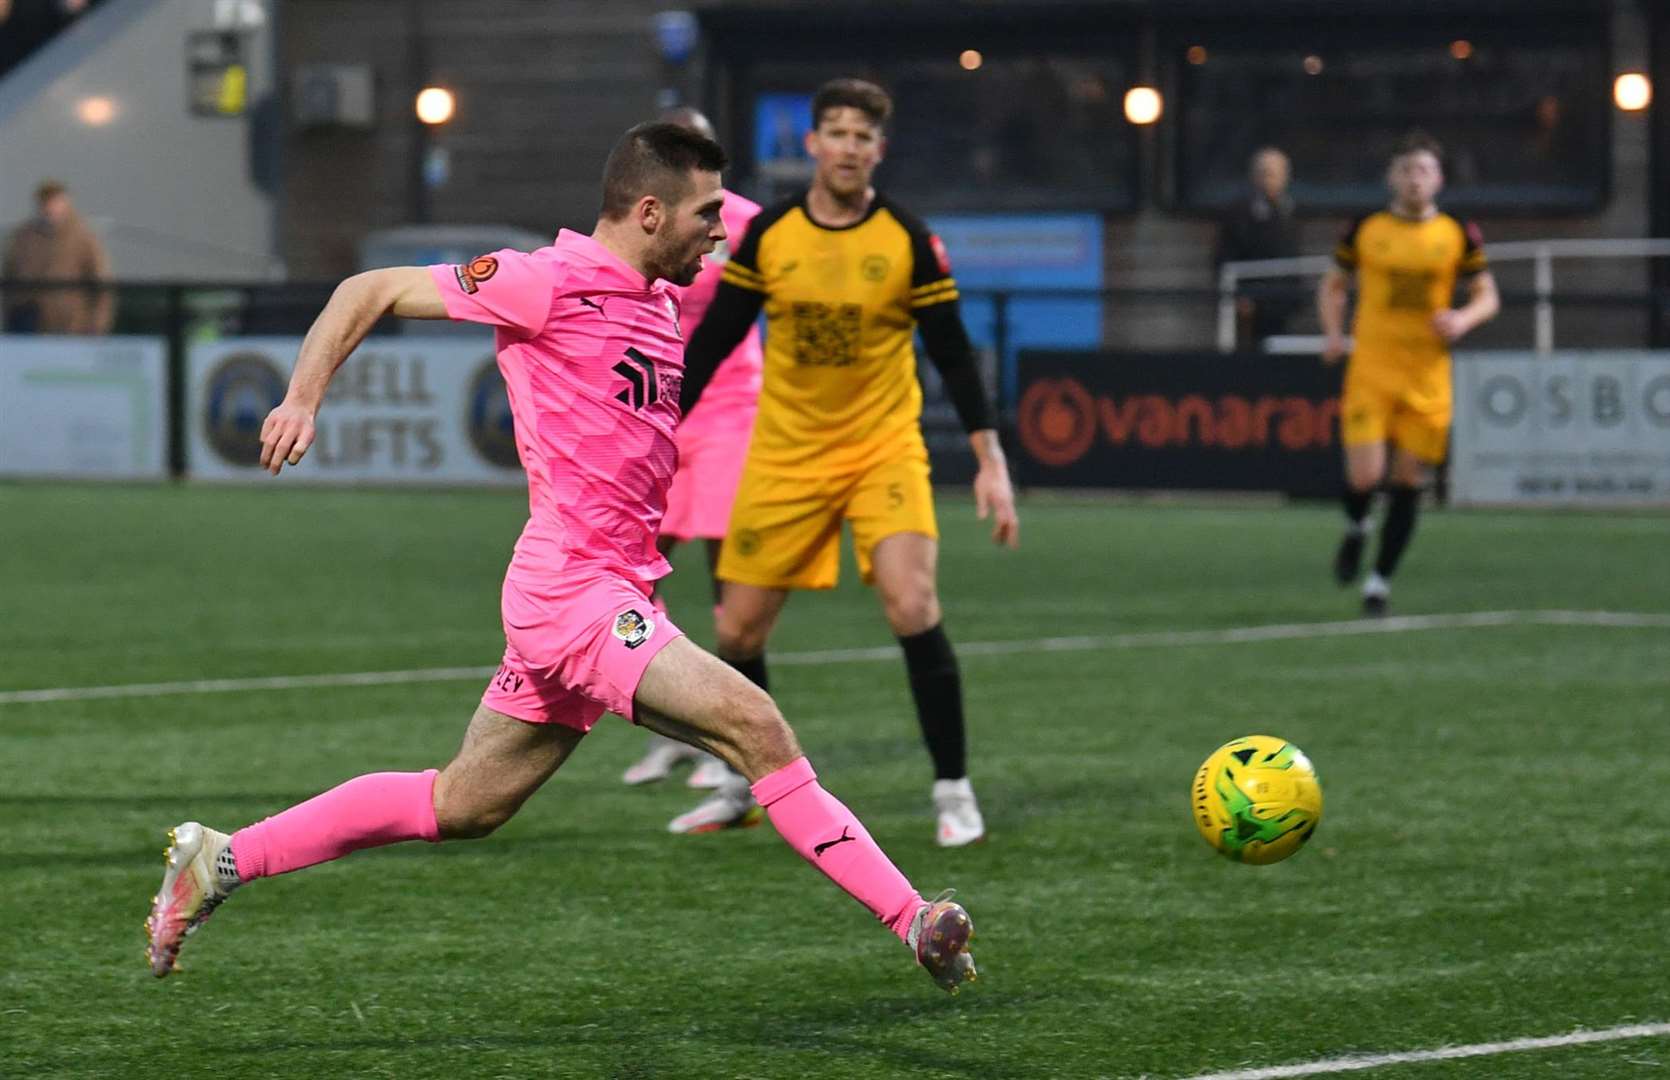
left=426, top=248, right=551, bottom=336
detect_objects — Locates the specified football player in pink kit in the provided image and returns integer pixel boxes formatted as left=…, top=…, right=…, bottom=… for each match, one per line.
left=143, top=123, right=976, bottom=993
left=624, top=108, right=765, bottom=791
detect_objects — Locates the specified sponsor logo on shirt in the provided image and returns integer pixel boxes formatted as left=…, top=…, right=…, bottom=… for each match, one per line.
left=203, top=352, right=288, bottom=466
left=453, top=254, right=499, bottom=295
left=613, top=609, right=655, bottom=649
left=614, top=348, right=661, bottom=410
left=861, top=254, right=890, bottom=282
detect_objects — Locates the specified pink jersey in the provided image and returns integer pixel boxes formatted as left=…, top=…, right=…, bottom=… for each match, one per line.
left=677, top=190, right=763, bottom=417
left=428, top=231, right=685, bottom=585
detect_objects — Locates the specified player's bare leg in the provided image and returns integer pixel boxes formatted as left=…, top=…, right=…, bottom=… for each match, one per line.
left=146, top=707, right=582, bottom=977
left=667, top=581, right=791, bottom=832
left=871, top=532, right=985, bottom=847
left=635, top=635, right=976, bottom=991
left=1336, top=440, right=1385, bottom=589
left=630, top=538, right=730, bottom=786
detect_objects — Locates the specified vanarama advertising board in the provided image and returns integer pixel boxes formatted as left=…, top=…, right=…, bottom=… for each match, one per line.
left=1013, top=351, right=1341, bottom=495
left=187, top=337, right=523, bottom=485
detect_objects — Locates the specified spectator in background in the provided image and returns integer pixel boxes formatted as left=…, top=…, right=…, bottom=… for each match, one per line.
left=1216, top=147, right=1300, bottom=349
left=3, top=179, right=113, bottom=334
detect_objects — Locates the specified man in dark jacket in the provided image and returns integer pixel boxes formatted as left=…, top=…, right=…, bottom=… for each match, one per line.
left=1216, top=147, right=1300, bottom=349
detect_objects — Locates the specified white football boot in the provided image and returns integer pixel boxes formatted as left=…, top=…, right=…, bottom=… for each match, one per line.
left=685, top=754, right=732, bottom=789
left=667, top=772, right=762, bottom=834
left=933, top=778, right=986, bottom=847
left=144, top=821, right=239, bottom=977
left=622, top=734, right=701, bottom=785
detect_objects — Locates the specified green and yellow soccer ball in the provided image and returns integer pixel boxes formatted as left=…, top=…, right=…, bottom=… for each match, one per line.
left=1191, top=735, right=1323, bottom=865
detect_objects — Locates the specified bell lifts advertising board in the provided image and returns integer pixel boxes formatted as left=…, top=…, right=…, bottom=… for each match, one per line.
left=187, top=337, right=523, bottom=485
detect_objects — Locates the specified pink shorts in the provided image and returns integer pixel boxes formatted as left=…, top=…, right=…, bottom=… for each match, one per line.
left=662, top=406, right=755, bottom=542
left=481, top=572, right=683, bottom=732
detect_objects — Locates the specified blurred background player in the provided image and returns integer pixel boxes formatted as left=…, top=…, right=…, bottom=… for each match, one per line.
left=1215, top=147, right=1300, bottom=350
left=1318, top=131, right=1499, bottom=615
left=670, top=78, right=1020, bottom=846
left=623, top=106, right=765, bottom=791
left=143, top=122, right=977, bottom=995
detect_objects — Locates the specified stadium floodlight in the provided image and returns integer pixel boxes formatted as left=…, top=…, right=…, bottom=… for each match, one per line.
left=1123, top=86, right=1162, bottom=125
left=1186, top=45, right=1208, bottom=65
left=76, top=96, right=116, bottom=126
left=415, top=86, right=456, bottom=126
left=959, top=49, right=983, bottom=71
left=1450, top=39, right=1473, bottom=60
left=1613, top=72, right=1651, bottom=112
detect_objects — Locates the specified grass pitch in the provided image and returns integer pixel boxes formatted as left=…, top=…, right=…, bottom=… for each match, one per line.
left=2, top=483, right=1668, bottom=1079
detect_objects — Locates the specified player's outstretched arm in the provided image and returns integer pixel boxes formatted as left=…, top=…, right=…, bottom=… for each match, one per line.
left=1316, top=267, right=1351, bottom=365
left=260, top=267, right=445, bottom=475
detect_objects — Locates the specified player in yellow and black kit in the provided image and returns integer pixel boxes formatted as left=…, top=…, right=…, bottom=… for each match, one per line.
left=673, top=78, right=1019, bottom=845
left=1317, top=132, right=1498, bottom=616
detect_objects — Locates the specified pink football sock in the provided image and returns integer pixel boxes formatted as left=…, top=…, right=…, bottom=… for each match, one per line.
left=231, top=770, right=441, bottom=881
left=752, top=757, right=925, bottom=941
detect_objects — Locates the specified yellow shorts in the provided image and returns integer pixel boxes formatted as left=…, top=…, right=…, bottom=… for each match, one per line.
left=718, top=450, right=938, bottom=590
left=1341, top=357, right=1453, bottom=465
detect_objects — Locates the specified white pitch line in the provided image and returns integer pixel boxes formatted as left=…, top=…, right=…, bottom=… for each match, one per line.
left=1175, top=1021, right=1670, bottom=1080
left=3, top=609, right=1667, bottom=707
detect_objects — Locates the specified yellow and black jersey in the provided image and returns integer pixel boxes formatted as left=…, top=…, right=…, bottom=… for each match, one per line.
left=682, top=191, right=993, bottom=475
left=1334, top=210, right=1488, bottom=362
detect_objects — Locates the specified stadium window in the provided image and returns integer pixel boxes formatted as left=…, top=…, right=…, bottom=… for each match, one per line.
left=1169, top=13, right=1611, bottom=216
left=702, top=7, right=1142, bottom=212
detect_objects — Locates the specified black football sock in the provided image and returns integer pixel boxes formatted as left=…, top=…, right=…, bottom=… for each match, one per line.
left=723, top=653, right=769, bottom=694
left=1374, top=485, right=1421, bottom=578
left=1342, top=489, right=1373, bottom=535
left=898, top=624, right=966, bottom=781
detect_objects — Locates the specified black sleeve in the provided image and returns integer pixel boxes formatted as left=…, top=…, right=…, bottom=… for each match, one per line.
left=917, top=300, right=997, bottom=433
left=679, top=281, right=764, bottom=416
left=891, top=200, right=997, bottom=433
left=1458, top=218, right=1488, bottom=277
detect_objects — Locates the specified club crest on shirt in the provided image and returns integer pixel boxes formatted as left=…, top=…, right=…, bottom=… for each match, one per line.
left=613, top=609, right=655, bottom=650
left=454, top=254, right=498, bottom=295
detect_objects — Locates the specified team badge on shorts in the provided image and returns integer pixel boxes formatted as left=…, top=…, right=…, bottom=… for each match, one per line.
left=613, top=609, right=655, bottom=650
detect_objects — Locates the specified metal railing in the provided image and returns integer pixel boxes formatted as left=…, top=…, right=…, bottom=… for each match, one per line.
left=1218, top=238, right=1670, bottom=356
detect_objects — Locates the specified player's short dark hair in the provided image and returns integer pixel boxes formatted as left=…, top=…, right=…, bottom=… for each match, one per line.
left=811, top=78, right=892, bottom=131
left=599, top=122, right=728, bottom=221
left=1391, top=130, right=1444, bottom=165
left=35, top=179, right=67, bottom=202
